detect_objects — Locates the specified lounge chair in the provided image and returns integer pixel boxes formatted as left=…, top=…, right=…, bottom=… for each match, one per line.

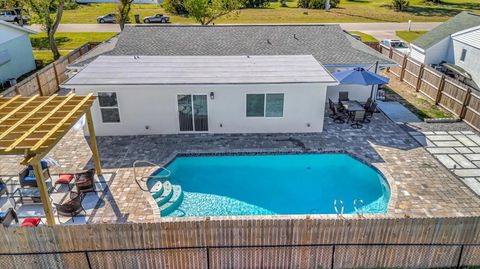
left=54, top=191, right=86, bottom=223
left=19, top=160, right=50, bottom=188
left=0, top=208, right=18, bottom=227
left=75, top=168, right=96, bottom=193
left=0, top=178, right=7, bottom=197
left=349, top=110, right=366, bottom=129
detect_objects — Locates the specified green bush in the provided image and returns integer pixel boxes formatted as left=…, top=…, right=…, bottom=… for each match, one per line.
left=298, top=0, right=340, bottom=9
left=64, top=0, right=79, bottom=10
left=392, top=0, right=409, bottom=11
left=243, top=0, right=270, bottom=8
left=162, top=0, right=189, bottom=15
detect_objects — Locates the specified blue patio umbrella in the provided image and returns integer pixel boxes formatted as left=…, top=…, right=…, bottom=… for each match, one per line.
left=333, top=66, right=389, bottom=99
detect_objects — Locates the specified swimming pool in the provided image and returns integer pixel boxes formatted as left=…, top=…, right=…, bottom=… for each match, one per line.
left=148, top=153, right=390, bottom=217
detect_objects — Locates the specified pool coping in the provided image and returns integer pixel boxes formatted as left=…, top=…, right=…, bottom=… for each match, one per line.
left=146, top=149, right=398, bottom=221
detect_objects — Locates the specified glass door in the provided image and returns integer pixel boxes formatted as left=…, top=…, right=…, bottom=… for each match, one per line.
left=177, top=94, right=208, bottom=132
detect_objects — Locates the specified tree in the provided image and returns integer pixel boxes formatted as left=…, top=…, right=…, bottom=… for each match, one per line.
left=392, top=0, right=409, bottom=11
left=163, top=0, right=189, bottom=15
left=26, top=0, right=65, bottom=60
left=184, top=0, right=242, bottom=25
left=0, top=0, right=20, bottom=9
left=117, top=0, right=134, bottom=31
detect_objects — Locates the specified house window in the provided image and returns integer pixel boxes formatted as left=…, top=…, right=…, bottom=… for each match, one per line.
left=460, top=49, right=467, bottom=62
left=246, top=93, right=284, bottom=117
left=98, top=92, right=120, bottom=123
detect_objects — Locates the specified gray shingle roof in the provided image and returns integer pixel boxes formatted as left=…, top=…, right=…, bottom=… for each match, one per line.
left=107, top=24, right=393, bottom=66
left=412, top=12, right=480, bottom=50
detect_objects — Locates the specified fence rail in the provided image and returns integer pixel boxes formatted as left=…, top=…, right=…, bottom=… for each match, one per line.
left=1, top=243, right=479, bottom=269
left=379, top=44, right=480, bottom=131
left=1, top=42, right=100, bottom=97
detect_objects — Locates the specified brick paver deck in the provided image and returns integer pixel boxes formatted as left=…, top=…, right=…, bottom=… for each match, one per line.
left=1, top=112, right=479, bottom=224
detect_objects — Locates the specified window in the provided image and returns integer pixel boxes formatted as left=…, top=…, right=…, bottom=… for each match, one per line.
left=246, top=93, right=284, bottom=117
left=460, top=49, right=467, bottom=62
left=98, top=92, right=120, bottom=123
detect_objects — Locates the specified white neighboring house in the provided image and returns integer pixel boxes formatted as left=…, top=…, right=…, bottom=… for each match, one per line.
left=0, top=21, right=37, bottom=86
left=409, top=12, right=480, bottom=88
left=63, top=55, right=337, bottom=136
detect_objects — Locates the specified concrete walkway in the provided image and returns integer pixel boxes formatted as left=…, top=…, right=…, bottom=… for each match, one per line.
left=377, top=101, right=422, bottom=123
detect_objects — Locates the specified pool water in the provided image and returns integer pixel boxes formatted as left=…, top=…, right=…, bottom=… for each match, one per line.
left=151, top=153, right=390, bottom=217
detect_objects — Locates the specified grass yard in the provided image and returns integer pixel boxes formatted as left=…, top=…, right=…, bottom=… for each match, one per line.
left=33, top=51, right=70, bottom=66
left=396, top=30, right=429, bottom=42
left=349, top=31, right=378, bottom=42
left=30, top=32, right=117, bottom=50
left=61, top=0, right=480, bottom=24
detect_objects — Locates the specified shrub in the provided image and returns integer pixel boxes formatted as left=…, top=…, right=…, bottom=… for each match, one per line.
left=243, top=0, right=270, bottom=8
left=392, top=0, right=409, bottom=11
left=163, top=0, right=189, bottom=15
left=64, top=0, right=79, bottom=10
left=298, top=0, right=340, bottom=9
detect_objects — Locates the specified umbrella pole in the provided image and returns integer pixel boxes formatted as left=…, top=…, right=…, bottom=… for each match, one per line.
left=371, top=61, right=379, bottom=100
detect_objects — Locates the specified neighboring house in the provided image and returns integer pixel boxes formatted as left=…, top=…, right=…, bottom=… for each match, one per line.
left=0, top=20, right=37, bottom=86
left=410, top=12, right=480, bottom=87
left=63, top=24, right=393, bottom=136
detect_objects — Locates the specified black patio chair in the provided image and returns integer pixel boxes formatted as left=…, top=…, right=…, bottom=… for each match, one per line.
left=364, top=98, right=373, bottom=110
left=331, top=105, right=346, bottom=124
left=364, top=102, right=378, bottom=123
left=349, top=110, right=366, bottom=129
left=0, top=208, right=18, bottom=227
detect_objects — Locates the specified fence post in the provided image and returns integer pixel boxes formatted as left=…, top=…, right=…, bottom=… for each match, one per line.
left=35, top=73, right=44, bottom=96
left=52, top=63, right=60, bottom=88
left=85, top=251, right=93, bottom=269
left=386, top=47, right=394, bottom=73
left=14, top=85, right=20, bottom=95
left=206, top=247, right=211, bottom=269
left=399, top=55, right=408, bottom=82
left=331, top=245, right=336, bottom=269
left=460, top=88, right=472, bottom=120
left=415, top=64, right=425, bottom=92
left=456, top=245, right=464, bottom=269
left=435, top=75, right=446, bottom=105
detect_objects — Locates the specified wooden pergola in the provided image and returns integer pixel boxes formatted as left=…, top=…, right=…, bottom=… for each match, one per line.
left=0, top=93, right=101, bottom=226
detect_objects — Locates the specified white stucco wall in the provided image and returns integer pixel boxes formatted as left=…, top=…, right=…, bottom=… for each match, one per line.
left=73, top=83, right=328, bottom=136
left=0, top=32, right=36, bottom=83
left=423, top=37, right=451, bottom=65
left=410, top=45, right=426, bottom=63
left=451, top=40, right=480, bottom=87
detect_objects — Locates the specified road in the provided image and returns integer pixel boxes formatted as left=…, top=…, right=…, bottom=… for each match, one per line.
left=27, top=22, right=441, bottom=40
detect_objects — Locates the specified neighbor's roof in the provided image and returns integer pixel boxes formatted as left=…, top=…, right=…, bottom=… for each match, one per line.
left=0, top=20, right=38, bottom=35
left=452, top=25, right=480, bottom=49
left=104, top=24, right=393, bottom=66
left=63, top=55, right=338, bottom=85
left=412, top=12, right=480, bottom=50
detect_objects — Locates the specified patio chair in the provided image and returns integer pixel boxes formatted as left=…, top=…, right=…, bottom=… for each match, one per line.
left=75, top=168, right=96, bottom=193
left=331, top=105, right=346, bottom=124
left=19, top=160, right=50, bottom=188
left=0, top=208, right=18, bottom=227
left=349, top=110, right=366, bottom=129
left=328, top=98, right=336, bottom=118
left=364, top=98, right=373, bottom=110
left=53, top=191, right=86, bottom=223
left=339, top=91, right=349, bottom=102
left=364, top=102, right=378, bottom=123
left=0, top=178, right=7, bottom=197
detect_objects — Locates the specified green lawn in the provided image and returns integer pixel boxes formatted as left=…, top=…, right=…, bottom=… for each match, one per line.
left=60, top=0, right=480, bottom=24
left=30, top=32, right=117, bottom=50
left=396, top=30, right=428, bottom=42
left=33, top=51, right=70, bottom=66
left=349, top=31, right=378, bottom=42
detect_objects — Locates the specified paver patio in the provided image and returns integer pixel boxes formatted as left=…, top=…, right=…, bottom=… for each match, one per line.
left=1, top=112, right=479, bottom=224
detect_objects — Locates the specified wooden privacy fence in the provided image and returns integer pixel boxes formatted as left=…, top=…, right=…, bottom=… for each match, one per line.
left=379, top=44, right=480, bottom=130
left=1, top=42, right=99, bottom=98
left=1, top=216, right=480, bottom=268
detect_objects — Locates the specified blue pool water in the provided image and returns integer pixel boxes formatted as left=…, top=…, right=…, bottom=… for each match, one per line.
left=151, top=154, right=390, bottom=217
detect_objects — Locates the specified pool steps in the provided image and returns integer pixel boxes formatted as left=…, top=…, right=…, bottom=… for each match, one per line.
left=151, top=181, right=184, bottom=216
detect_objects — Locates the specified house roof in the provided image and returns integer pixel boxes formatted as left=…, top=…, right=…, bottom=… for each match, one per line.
left=62, top=55, right=338, bottom=85
left=104, top=24, right=393, bottom=66
left=412, top=12, right=480, bottom=50
left=0, top=20, right=38, bottom=35
left=452, top=25, right=480, bottom=49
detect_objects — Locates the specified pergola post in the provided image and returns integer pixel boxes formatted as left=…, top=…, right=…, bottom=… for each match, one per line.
left=85, top=109, right=102, bottom=176
left=32, top=161, right=55, bottom=226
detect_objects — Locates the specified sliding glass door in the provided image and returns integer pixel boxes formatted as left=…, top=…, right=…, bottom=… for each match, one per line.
left=177, top=94, right=208, bottom=132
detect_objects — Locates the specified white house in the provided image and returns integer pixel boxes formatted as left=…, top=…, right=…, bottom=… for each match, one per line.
left=64, top=24, right=392, bottom=136
left=410, top=12, right=480, bottom=88
left=0, top=21, right=37, bottom=86
left=63, top=55, right=337, bottom=135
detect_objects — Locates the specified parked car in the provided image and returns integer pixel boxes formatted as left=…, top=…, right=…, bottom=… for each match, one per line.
left=97, top=13, right=118, bottom=24
left=381, top=39, right=410, bottom=55
left=143, top=14, right=169, bottom=24
left=0, top=9, right=29, bottom=24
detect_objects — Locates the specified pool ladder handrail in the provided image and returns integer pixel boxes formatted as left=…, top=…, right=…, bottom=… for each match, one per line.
left=334, top=199, right=344, bottom=218
left=353, top=199, right=365, bottom=217
left=133, top=160, right=172, bottom=191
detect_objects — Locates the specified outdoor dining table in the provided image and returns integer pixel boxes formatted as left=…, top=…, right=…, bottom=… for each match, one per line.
left=341, top=101, right=365, bottom=112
